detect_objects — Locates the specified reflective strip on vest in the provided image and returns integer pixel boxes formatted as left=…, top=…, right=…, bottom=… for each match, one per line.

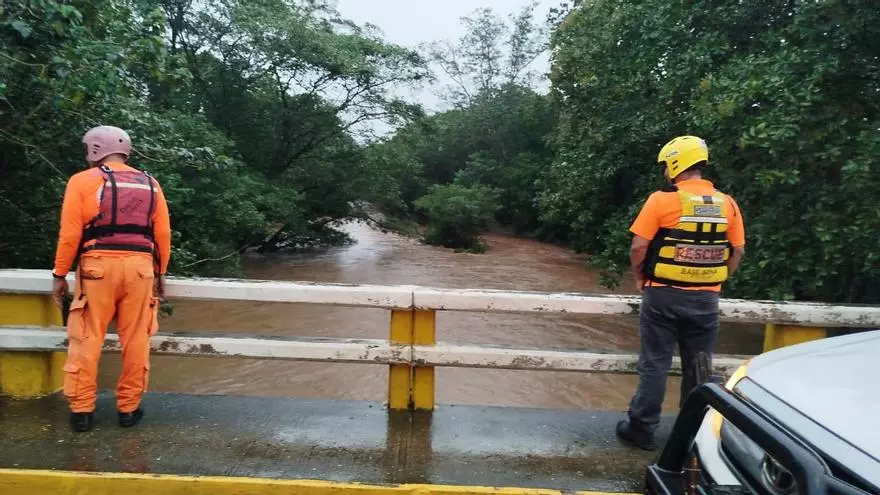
left=643, top=190, right=731, bottom=287
left=104, top=182, right=154, bottom=192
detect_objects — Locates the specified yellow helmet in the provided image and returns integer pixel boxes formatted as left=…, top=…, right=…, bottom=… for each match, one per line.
left=657, top=135, right=708, bottom=179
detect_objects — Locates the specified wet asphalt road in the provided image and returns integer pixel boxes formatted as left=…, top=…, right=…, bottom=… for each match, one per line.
left=0, top=392, right=673, bottom=492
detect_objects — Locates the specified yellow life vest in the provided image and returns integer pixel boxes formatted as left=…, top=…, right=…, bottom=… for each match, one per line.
left=643, top=189, right=731, bottom=287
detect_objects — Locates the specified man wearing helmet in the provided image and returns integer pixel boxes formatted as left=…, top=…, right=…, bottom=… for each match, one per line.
left=51, top=125, right=172, bottom=432
left=616, top=136, right=745, bottom=450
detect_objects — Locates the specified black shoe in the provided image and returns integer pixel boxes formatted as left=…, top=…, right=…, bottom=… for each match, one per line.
left=70, top=412, right=94, bottom=432
left=118, top=408, right=144, bottom=427
left=616, top=419, right=657, bottom=451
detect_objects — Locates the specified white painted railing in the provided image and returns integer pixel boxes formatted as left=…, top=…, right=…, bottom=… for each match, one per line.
left=1, top=269, right=879, bottom=380
left=0, top=328, right=751, bottom=375
left=413, top=287, right=880, bottom=326
left=3, top=269, right=877, bottom=326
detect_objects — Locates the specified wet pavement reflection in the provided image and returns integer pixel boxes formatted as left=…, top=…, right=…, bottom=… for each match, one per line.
left=0, top=392, right=672, bottom=491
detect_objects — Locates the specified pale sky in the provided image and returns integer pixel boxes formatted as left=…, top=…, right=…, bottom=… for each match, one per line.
left=334, top=0, right=557, bottom=114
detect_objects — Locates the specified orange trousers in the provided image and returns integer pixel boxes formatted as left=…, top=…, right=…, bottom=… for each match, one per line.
left=64, top=254, right=159, bottom=413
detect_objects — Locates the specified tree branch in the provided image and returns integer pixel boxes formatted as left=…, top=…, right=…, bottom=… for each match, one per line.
left=180, top=246, right=248, bottom=268
left=0, top=130, right=66, bottom=177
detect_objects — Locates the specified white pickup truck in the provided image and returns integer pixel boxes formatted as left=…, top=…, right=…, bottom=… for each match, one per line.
left=645, top=329, right=880, bottom=495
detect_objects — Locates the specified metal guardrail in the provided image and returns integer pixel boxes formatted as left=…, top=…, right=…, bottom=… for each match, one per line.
left=414, top=287, right=880, bottom=327
left=0, top=328, right=749, bottom=375
left=3, top=269, right=880, bottom=326
left=2, top=269, right=879, bottom=409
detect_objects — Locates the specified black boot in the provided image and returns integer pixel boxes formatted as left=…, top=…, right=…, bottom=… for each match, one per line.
left=616, top=419, right=657, bottom=451
left=118, top=408, right=144, bottom=427
left=70, top=412, right=94, bottom=433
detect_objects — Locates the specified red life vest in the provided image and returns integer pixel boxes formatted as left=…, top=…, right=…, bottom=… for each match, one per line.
left=80, top=165, right=157, bottom=256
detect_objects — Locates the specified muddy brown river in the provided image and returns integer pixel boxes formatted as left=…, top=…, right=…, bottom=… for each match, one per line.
left=99, top=221, right=764, bottom=411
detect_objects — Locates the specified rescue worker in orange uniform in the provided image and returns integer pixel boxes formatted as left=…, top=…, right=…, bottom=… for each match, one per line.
left=51, top=125, right=171, bottom=432
left=616, top=136, right=745, bottom=450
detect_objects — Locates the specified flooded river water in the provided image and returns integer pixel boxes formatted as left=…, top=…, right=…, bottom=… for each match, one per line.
left=99, top=222, right=764, bottom=411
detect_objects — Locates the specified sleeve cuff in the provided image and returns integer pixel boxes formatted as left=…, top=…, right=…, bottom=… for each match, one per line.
left=629, top=228, right=654, bottom=240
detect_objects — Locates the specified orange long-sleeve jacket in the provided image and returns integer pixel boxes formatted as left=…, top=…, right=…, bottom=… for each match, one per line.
left=53, top=162, right=171, bottom=277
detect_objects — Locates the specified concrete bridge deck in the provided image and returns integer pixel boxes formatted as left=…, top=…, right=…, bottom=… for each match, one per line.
left=0, top=391, right=671, bottom=493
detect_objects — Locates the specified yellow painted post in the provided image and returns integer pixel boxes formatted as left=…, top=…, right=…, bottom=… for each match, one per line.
left=388, top=309, right=413, bottom=410
left=0, top=468, right=599, bottom=495
left=763, top=323, right=827, bottom=352
left=412, top=310, right=435, bottom=411
left=0, top=294, right=66, bottom=397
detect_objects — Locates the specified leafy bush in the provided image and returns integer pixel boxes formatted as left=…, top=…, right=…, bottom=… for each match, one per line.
left=414, top=184, right=500, bottom=252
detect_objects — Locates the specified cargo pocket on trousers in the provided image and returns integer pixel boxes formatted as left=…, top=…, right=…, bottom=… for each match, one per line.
left=63, top=362, right=81, bottom=400
left=148, top=296, right=160, bottom=336
left=66, top=296, right=89, bottom=341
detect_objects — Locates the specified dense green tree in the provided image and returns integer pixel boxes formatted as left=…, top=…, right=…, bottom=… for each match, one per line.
left=364, top=4, right=556, bottom=242
left=424, top=1, right=547, bottom=107
left=545, top=0, right=880, bottom=303
left=0, top=0, right=427, bottom=275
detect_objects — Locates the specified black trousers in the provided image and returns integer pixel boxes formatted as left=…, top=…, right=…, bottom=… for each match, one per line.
left=627, top=286, right=720, bottom=434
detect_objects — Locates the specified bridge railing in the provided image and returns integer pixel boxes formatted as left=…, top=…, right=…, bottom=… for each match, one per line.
left=1, top=269, right=879, bottom=410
